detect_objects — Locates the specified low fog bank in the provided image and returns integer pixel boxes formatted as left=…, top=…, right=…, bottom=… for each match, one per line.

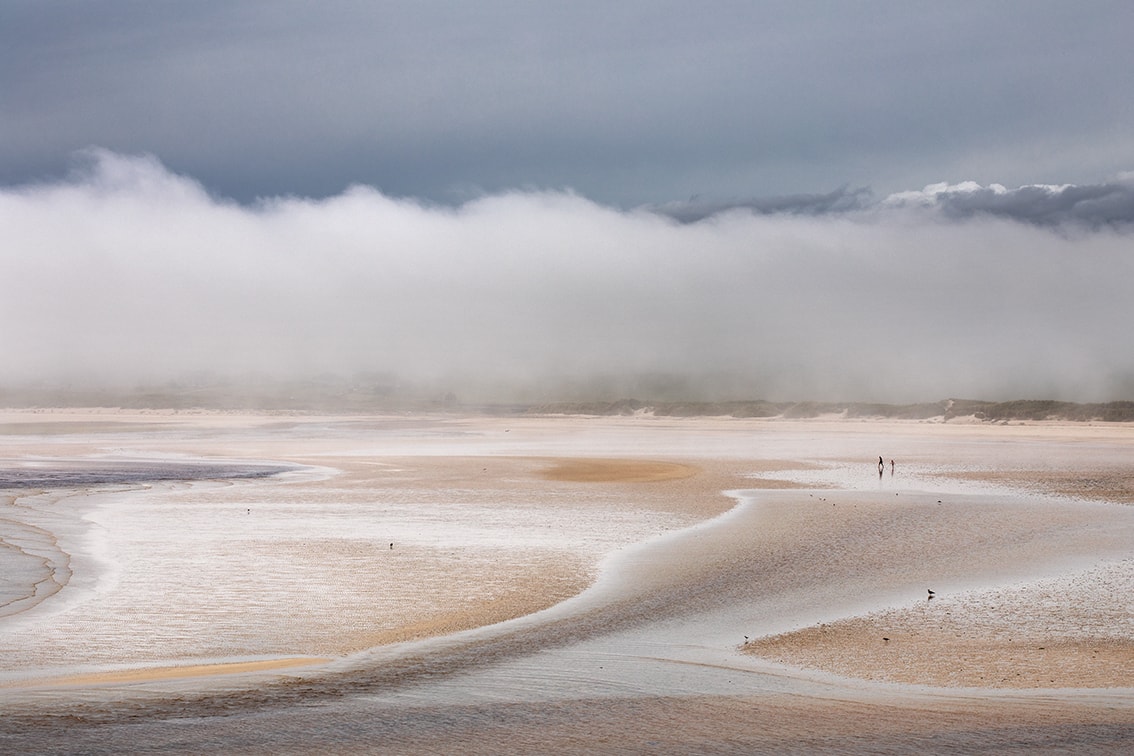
left=3, top=150, right=1133, bottom=406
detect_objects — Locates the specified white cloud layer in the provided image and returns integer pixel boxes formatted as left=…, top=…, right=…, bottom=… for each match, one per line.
left=3, top=151, right=1133, bottom=402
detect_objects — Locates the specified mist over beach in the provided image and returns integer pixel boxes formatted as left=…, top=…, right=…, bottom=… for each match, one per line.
left=3, top=150, right=1134, bottom=406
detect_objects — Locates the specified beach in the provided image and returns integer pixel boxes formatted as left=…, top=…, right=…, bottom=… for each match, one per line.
left=1, top=409, right=1133, bottom=752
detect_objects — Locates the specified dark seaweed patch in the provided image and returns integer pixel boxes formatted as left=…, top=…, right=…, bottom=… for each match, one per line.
left=0, top=461, right=291, bottom=489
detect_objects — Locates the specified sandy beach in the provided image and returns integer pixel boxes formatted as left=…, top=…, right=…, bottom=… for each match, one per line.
left=1, top=409, right=1132, bottom=752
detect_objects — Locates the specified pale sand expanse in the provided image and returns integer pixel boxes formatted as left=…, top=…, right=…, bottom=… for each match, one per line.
left=1, top=409, right=1133, bottom=751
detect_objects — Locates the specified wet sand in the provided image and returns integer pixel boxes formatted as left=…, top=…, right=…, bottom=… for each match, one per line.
left=1, top=409, right=1133, bottom=752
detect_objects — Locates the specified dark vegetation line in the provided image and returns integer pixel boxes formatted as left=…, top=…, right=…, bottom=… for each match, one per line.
left=2, top=385, right=1133, bottom=421
left=526, top=399, right=1134, bottom=422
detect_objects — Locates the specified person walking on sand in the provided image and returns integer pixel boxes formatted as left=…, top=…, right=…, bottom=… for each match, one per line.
left=890, top=459, right=895, bottom=476
left=878, top=456, right=884, bottom=477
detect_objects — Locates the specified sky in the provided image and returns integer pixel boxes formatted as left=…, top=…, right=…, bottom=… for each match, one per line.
left=2, top=2, right=1133, bottom=403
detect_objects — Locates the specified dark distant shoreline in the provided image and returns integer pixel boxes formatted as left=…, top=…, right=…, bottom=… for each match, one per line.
left=2, top=386, right=1134, bottom=423
left=526, top=398, right=1134, bottom=422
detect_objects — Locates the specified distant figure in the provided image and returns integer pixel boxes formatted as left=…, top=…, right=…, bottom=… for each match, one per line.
left=390, top=542, right=394, bottom=550
left=890, top=459, right=895, bottom=476
left=878, top=456, right=884, bottom=478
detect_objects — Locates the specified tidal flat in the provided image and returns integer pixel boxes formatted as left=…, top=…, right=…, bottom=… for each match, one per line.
left=1, top=409, right=1132, bottom=753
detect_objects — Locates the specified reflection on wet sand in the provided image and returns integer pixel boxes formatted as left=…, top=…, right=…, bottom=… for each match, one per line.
left=1, top=410, right=1133, bottom=752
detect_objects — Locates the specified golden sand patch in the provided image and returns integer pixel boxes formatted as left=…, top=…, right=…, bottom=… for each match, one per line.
left=347, top=572, right=589, bottom=648
left=538, top=458, right=698, bottom=483
left=746, top=622, right=1134, bottom=689
left=21, top=657, right=331, bottom=688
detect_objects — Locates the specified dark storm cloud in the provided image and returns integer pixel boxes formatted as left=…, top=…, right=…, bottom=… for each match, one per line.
left=2, top=151, right=1133, bottom=403
left=883, top=179, right=1134, bottom=229
left=652, top=187, right=875, bottom=224
left=655, top=177, right=1134, bottom=229
left=2, top=2, right=1133, bottom=204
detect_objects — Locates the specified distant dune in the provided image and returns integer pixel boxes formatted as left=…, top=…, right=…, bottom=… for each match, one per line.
left=3, top=383, right=1134, bottom=422
left=527, top=398, right=1134, bottom=422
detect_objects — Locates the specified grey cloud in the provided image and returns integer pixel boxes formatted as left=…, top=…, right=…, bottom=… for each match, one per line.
left=658, top=179, right=1134, bottom=230
left=883, top=180, right=1134, bottom=229
left=651, top=186, right=875, bottom=224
